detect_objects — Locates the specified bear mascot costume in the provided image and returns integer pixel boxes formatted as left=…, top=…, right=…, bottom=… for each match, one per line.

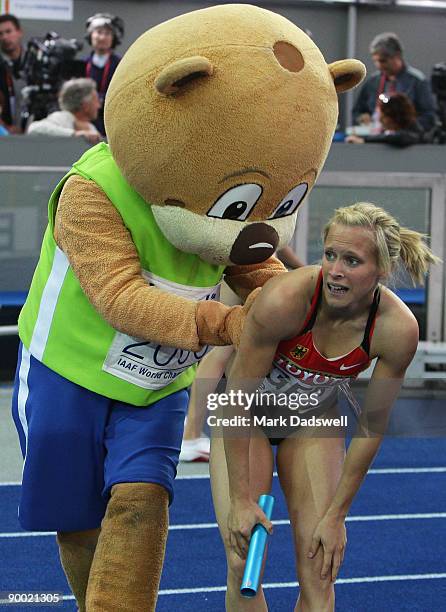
left=12, top=4, right=364, bottom=610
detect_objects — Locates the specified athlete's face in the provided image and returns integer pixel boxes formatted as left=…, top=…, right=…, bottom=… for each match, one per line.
left=322, top=224, right=382, bottom=309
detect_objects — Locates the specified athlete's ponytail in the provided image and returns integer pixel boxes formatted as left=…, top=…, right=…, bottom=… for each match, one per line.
left=398, top=226, right=439, bottom=285
left=323, top=202, right=441, bottom=286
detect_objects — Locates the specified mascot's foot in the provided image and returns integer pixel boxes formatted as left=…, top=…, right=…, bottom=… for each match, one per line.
left=86, top=482, right=169, bottom=611
left=57, top=528, right=100, bottom=612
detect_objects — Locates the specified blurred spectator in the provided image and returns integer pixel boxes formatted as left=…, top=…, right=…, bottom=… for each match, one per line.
left=347, top=93, right=425, bottom=147
left=27, top=78, right=101, bottom=144
left=353, top=32, right=436, bottom=132
left=0, top=14, right=26, bottom=132
left=0, top=98, right=10, bottom=135
left=84, top=13, right=124, bottom=136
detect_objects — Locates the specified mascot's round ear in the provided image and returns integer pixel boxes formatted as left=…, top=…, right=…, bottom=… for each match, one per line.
left=154, top=56, right=214, bottom=96
left=328, top=59, right=366, bottom=93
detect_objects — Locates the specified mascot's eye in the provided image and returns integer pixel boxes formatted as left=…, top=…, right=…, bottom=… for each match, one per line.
left=268, top=183, right=308, bottom=219
left=207, top=184, right=262, bottom=221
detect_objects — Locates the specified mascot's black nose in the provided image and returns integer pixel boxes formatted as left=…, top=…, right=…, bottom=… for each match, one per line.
left=230, top=223, right=279, bottom=265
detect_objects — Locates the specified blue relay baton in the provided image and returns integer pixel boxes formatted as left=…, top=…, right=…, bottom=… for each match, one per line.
left=240, top=494, right=275, bottom=598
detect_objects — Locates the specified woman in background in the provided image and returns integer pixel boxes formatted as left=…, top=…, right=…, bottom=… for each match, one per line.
left=346, top=93, right=426, bottom=147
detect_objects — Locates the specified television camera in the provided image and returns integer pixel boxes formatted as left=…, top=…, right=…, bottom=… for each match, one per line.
left=21, top=32, right=84, bottom=122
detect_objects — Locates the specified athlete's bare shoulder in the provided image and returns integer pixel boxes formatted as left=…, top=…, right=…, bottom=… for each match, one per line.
left=371, top=286, right=419, bottom=371
left=377, top=286, right=419, bottom=329
left=250, top=265, right=320, bottom=341
left=262, top=264, right=319, bottom=295
left=257, top=264, right=319, bottom=311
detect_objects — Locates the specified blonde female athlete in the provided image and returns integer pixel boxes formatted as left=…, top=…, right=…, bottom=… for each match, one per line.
left=209, top=202, right=439, bottom=611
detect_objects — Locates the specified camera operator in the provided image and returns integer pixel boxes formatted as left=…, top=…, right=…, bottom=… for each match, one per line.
left=27, top=78, right=101, bottom=144
left=0, top=13, right=26, bottom=132
left=84, top=13, right=124, bottom=136
left=20, top=32, right=84, bottom=125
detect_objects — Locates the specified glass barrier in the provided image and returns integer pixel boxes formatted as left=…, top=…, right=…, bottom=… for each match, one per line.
left=1, top=164, right=445, bottom=342
left=0, top=169, right=67, bottom=293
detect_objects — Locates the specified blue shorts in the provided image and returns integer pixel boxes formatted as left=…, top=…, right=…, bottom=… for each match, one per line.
left=11, top=344, right=188, bottom=532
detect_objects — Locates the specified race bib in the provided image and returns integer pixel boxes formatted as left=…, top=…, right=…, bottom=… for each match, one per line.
left=260, top=363, right=344, bottom=410
left=102, top=271, right=221, bottom=389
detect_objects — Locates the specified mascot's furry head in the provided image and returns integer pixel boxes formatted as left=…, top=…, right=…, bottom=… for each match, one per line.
left=105, top=4, right=365, bottom=265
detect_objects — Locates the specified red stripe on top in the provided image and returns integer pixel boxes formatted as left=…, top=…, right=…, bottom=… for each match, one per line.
left=273, top=270, right=378, bottom=379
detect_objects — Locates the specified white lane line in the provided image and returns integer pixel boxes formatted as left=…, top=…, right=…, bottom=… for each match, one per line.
left=0, top=531, right=56, bottom=538
left=158, top=572, right=446, bottom=595
left=2, top=512, right=446, bottom=538
left=175, top=467, right=446, bottom=480
left=347, top=512, right=446, bottom=521
left=169, top=513, right=446, bottom=530
left=2, top=466, right=446, bottom=487
left=368, top=467, right=446, bottom=474
left=0, top=572, right=444, bottom=604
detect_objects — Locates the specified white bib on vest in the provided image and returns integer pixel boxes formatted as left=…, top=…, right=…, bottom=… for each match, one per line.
left=102, top=271, right=221, bottom=389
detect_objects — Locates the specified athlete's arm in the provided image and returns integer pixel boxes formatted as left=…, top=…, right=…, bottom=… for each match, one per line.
left=308, top=301, right=419, bottom=581
left=224, top=269, right=314, bottom=558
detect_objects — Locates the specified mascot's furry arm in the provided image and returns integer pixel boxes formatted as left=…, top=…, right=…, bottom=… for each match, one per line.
left=54, top=175, right=280, bottom=350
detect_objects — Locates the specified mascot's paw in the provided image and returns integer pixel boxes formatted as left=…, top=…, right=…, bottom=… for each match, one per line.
left=223, top=287, right=262, bottom=347
left=195, top=288, right=261, bottom=348
left=196, top=300, right=232, bottom=347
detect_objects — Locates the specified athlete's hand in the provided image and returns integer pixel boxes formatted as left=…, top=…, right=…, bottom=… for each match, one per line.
left=227, top=498, right=273, bottom=559
left=307, top=513, right=347, bottom=582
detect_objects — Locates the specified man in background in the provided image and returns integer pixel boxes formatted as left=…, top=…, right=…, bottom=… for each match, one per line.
left=353, top=32, right=436, bottom=132
left=27, top=78, right=101, bottom=144
left=0, top=13, right=26, bottom=132
left=84, top=13, right=124, bottom=136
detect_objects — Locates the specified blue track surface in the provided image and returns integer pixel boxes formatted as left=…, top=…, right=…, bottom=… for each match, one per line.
left=1, top=437, right=445, bottom=611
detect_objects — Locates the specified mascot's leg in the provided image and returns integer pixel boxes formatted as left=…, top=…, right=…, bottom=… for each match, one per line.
left=56, top=528, right=100, bottom=612
left=86, top=482, right=169, bottom=611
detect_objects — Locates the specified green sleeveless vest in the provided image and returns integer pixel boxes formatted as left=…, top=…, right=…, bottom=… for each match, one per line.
left=19, top=143, right=225, bottom=406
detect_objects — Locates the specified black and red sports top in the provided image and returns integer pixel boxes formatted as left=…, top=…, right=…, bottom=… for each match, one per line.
left=258, top=270, right=381, bottom=415
left=256, top=270, right=380, bottom=428
left=273, top=269, right=380, bottom=381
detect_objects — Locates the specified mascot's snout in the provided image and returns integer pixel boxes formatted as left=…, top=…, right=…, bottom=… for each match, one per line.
left=230, top=223, right=279, bottom=265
